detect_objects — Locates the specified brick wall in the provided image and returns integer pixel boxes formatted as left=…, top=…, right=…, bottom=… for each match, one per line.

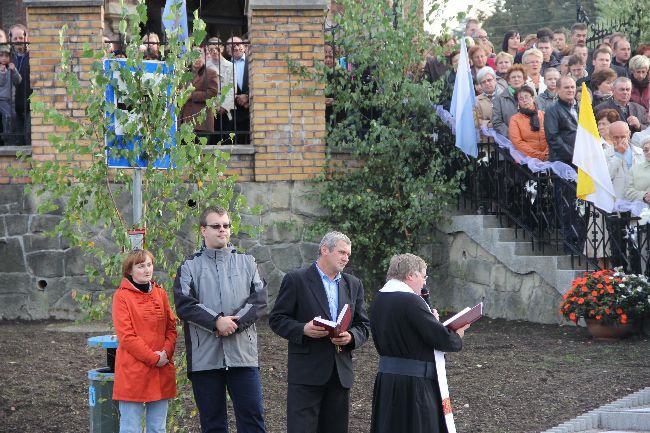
left=1, top=0, right=330, bottom=184
left=248, top=4, right=327, bottom=181
left=0, top=0, right=103, bottom=184
left=29, top=3, right=103, bottom=164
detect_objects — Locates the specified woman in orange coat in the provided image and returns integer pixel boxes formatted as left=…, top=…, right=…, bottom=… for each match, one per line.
left=112, top=249, right=177, bottom=433
left=508, top=85, right=549, bottom=160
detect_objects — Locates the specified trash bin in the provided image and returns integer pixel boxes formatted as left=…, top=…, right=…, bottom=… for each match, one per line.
left=88, top=335, right=119, bottom=433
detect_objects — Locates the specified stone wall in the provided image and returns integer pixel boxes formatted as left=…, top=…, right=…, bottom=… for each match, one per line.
left=0, top=181, right=326, bottom=320
left=0, top=181, right=568, bottom=323
left=428, top=230, right=564, bottom=325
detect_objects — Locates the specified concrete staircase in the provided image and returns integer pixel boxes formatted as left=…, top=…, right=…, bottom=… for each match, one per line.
left=441, top=213, right=583, bottom=295
left=443, top=213, right=650, bottom=433
left=542, top=388, right=650, bottom=433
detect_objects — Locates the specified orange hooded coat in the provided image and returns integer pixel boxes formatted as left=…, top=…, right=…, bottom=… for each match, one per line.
left=112, top=278, right=177, bottom=402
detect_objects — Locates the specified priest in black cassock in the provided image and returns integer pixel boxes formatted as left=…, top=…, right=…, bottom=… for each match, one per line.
left=369, top=253, right=469, bottom=433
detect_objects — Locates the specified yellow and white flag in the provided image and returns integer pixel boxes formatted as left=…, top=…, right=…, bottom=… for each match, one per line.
left=572, top=83, right=616, bottom=212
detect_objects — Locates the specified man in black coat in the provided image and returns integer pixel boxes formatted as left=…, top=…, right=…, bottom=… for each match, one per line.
left=544, top=75, right=585, bottom=252
left=269, top=231, right=370, bottom=433
left=545, top=75, right=578, bottom=164
left=228, top=36, right=250, bottom=144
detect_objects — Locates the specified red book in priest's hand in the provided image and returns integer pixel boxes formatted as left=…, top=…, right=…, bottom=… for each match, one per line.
left=443, top=302, right=483, bottom=331
left=314, top=304, right=351, bottom=338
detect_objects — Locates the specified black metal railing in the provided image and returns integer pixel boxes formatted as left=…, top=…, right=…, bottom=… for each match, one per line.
left=104, top=36, right=251, bottom=145
left=576, top=1, right=641, bottom=49
left=446, top=135, right=650, bottom=275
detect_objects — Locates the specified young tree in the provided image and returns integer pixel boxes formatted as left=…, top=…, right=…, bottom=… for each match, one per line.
left=314, top=0, right=464, bottom=287
left=482, top=0, right=598, bottom=45
left=14, top=2, right=257, bottom=316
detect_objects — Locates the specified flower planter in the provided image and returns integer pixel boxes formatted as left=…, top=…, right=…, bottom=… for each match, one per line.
left=585, top=319, right=633, bottom=339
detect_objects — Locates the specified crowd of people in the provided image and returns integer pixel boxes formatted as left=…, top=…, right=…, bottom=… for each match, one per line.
left=0, top=23, right=251, bottom=147
left=104, top=32, right=251, bottom=145
left=427, top=19, right=650, bottom=258
left=113, top=206, right=467, bottom=433
left=0, top=23, right=31, bottom=146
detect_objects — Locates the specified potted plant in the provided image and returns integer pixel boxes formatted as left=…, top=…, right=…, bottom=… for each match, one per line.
left=560, top=268, right=650, bottom=338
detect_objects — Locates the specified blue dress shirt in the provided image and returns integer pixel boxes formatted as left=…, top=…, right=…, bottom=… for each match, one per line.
left=315, top=263, right=340, bottom=321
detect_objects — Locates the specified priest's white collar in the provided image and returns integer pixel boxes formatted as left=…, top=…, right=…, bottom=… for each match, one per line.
left=379, top=279, right=416, bottom=294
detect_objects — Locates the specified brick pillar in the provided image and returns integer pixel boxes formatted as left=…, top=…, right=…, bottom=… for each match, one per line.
left=248, top=0, right=328, bottom=181
left=24, top=0, right=103, bottom=167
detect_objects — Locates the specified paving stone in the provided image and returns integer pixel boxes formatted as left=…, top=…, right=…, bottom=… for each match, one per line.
left=30, top=214, right=61, bottom=233
left=249, top=245, right=271, bottom=263
left=0, top=273, right=32, bottom=294
left=291, top=182, right=327, bottom=218
left=299, top=242, right=319, bottom=263
left=23, top=233, right=60, bottom=252
left=26, top=251, right=65, bottom=278
left=0, top=237, right=26, bottom=272
left=64, top=247, right=88, bottom=276
left=270, top=244, right=303, bottom=273
left=5, top=214, right=29, bottom=235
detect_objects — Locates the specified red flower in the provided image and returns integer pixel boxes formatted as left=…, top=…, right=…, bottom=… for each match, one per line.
left=607, top=287, right=615, bottom=294
left=569, top=313, right=577, bottom=322
left=597, top=283, right=604, bottom=288
left=595, top=315, right=602, bottom=320
left=591, top=290, right=598, bottom=297
left=578, top=298, right=584, bottom=304
left=581, top=286, right=588, bottom=293
left=620, top=314, right=628, bottom=323
left=616, top=308, right=623, bottom=314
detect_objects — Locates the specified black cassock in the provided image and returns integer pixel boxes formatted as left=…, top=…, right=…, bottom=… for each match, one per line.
left=369, top=291, right=463, bottom=433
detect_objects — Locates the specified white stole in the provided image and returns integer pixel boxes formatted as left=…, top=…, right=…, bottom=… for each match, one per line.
left=379, top=279, right=456, bottom=432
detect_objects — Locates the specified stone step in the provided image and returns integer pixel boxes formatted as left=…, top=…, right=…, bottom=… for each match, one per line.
left=601, top=408, right=650, bottom=431
left=584, top=430, right=650, bottom=432
left=481, top=214, right=501, bottom=228
left=542, top=389, right=650, bottom=433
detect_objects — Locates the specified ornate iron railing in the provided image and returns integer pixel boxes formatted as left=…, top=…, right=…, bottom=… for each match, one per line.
left=444, top=135, right=650, bottom=275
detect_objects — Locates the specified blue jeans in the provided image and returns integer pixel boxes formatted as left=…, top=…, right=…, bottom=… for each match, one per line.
left=118, top=399, right=168, bottom=433
left=189, top=367, right=266, bottom=433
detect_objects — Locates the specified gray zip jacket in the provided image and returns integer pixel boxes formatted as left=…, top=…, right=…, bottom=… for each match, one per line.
left=174, top=244, right=267, bottom=373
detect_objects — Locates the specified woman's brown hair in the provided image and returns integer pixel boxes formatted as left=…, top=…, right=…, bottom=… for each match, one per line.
left=595, top=108, right=620, bottom=124
left=505, top=64, right=528, bottom=82
left=121, top=249, right=154, bottom=278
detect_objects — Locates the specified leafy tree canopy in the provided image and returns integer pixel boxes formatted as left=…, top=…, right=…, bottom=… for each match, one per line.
left=309, top=0, right=464, bottom=288
left=12, top=1, right=259, bottom=317
left=481, top=0, right=597, bottom=46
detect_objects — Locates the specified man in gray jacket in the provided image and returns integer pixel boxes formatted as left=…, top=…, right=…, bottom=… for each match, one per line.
left=174, top=205, right=267, bottom=433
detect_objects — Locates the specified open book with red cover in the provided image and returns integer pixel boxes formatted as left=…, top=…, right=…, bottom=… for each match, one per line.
left=314, top=304, right=351, bottom=338
left=443, top=302, right=483, bottom=331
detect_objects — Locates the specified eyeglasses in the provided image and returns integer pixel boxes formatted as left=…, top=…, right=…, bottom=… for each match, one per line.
left=205, top=223, right=231, bottom=230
